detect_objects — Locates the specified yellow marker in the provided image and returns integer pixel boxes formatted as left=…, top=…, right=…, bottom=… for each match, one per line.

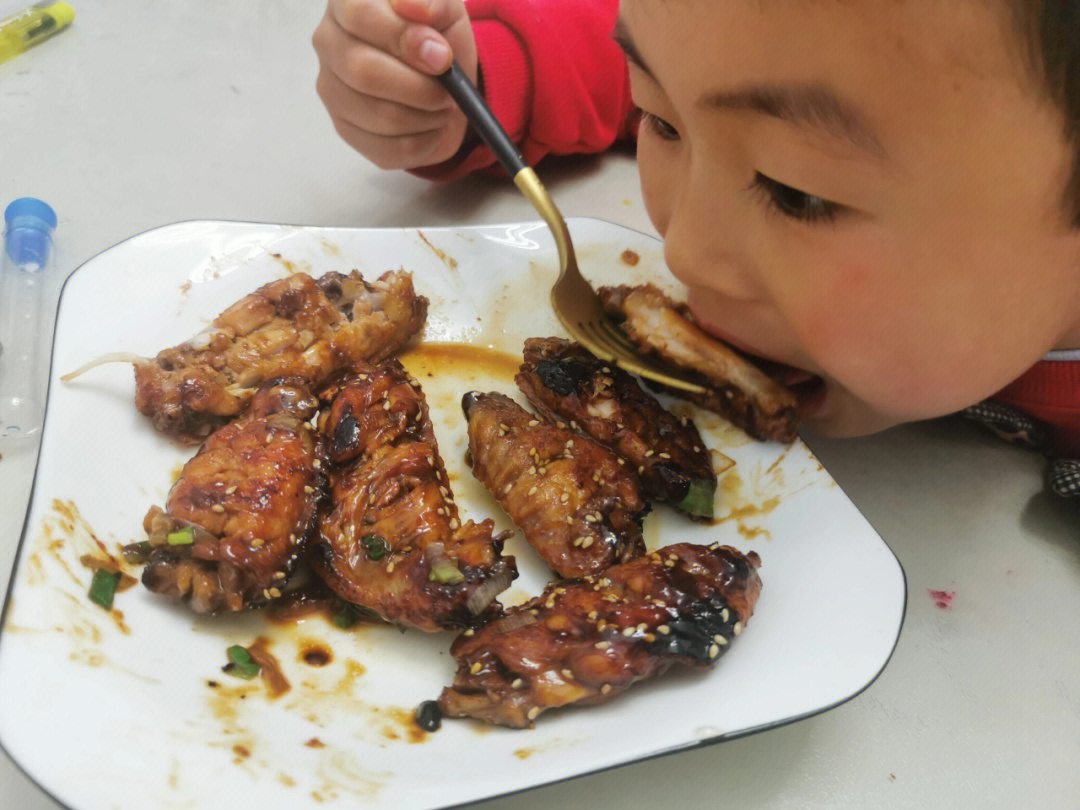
left=0, top=2, right=74, bottom=65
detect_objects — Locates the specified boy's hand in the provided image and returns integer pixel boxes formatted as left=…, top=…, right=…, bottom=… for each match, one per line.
left=313, top=0, right=478, bottom=169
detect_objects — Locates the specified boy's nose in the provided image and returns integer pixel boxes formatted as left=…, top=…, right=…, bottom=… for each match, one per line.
left=662, top=198, right=760, bottom=303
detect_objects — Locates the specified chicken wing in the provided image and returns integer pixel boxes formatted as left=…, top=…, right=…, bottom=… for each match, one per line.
left=598, top=284, right=799, bottom=442
left=437, top=542, right=762, bottom=728
left=516, top=337, right=724, bottom=518
left=315, top=361, right=516, bottom=632
left=64, top=269, right=428, bottom=444
left=462, top=391, right=646, bottom=578
left=138, top=378, right=323, bottom=613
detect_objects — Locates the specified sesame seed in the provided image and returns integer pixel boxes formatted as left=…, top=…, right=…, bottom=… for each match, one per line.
left=263, top=589, right=271, bottom=599
left=545, top=599, right=556, bottom=609
left=560, top=493, right=568, bottom=503
left=265, top=433, right=273, bottom=444
left=538, top=466, right=546, bottom=474
left=600, top=684, right=612, bottom=694
left=657, top=625, right=670, bottom=635
left=588, top=611, right=599, bottom=620
left=212, top=504, right=226, bottom=513
left=304, top=485, right=315, bottom=494
left=638, top=466, right=645, bottom=474
left=273, top=571, right=286, bottom=579
left=617, top=458, right=625, bottom=465
left=733, top=622, right=742, bottom=636
left=716, top=635, right=728, bottom=646
left=358, top=374, right=368, bottom=380
left=225, top=485, right=237, bottom=495
left=680, top=417, right=689, bottom=426
left=449, top=518, right=459, bottom=529
left=597, top=620, right=607, bottom=631
left=386, top=561, right=395, bottom=573
left=665, top=560, right=675, bottom=567
left=251, top=538, right=264, bottom=548
left=693, top=445, right=702, bottom=453
left=269, top=587, right=282, bottom=598
left=637, top=623, right=648, bottom=632
left=622, top=626, right=635, bottom=637
left=289, top=533, right=296, bottom=543
left=528, top=420, right=540, bottom=427
left=470, top=662, right=483, bottom=675
left=659, top=453, right=671, bottom=459
left=565, top=440, right=574, bottom=448
left=557, top=422, right=566, bottom=429
left=528, top=485, right=538, bottom=496
left=644, top=633, right=656, bottom=642
left=504, top=483, right=513, bottom=494
left=561, top=669, right=573, bottom=679
left=581, top=537, right=594, bottom=548
left=721, top=608, right=729, bottom=622
left=313, top=459, right=322, bottom=469
left=644, top=450, right=654, bottom=458
left=464, top=628, right=475, bottom=637
left=511, top=678, right=524, bottom=688
left=527, top=707, right=541, bottom=721
left=585, top=514, right=598, bottom=523
left=566, top=516, right=573, bottom=525
left=573, top=538, right=582, bottom=548
left=601, top=367, right=610, bottom=373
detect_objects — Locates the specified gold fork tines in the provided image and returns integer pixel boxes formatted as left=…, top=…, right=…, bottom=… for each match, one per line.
left=513, top=169, right=707, bottom=394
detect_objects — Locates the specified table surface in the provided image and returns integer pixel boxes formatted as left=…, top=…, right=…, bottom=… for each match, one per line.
left=2, top=3, right=1078, bottom=809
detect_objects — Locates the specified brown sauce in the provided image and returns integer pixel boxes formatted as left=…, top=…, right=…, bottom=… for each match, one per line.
left=398, top=342, right=520, bottom=383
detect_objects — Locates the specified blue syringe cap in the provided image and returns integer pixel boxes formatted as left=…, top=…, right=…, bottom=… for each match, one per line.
left=4, top=198, right=56, bottom=271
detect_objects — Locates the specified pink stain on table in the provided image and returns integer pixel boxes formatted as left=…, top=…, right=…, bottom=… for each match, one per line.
left=928, top=589, right=955, bottom=610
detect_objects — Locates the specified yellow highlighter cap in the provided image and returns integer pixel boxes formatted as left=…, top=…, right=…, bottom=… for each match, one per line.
left=44, top=2, right=75, bottom=28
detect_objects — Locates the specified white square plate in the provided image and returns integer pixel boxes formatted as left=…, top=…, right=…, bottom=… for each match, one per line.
left=0, top=219, right=905, bottom=810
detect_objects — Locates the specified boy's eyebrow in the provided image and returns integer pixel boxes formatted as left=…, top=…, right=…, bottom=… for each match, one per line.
left=704, top=85, right=888, bottom=160
left=613, top=18, right=888, bottom=161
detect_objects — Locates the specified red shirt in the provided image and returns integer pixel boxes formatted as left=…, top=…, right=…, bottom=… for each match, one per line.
left=419, top=1, right=1080, bottom=459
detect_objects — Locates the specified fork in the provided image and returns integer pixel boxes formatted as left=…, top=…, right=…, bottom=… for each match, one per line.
left=436, top=62, right=706, bottom=394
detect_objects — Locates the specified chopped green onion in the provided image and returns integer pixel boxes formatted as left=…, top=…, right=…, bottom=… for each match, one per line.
left=332, top=603, right=361, bottom=629
left=361, top=534, right=388, bottom=560
left=88, top=569, right=120, bottom=609
left=677, top=479, right=716, bottom=519
left=429, top=560, right=465, bottom=585
left=224, top=645, right=261, bottom=679
left=167, top=526, right=196, bottom=545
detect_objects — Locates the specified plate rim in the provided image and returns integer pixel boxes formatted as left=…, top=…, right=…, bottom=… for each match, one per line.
left=0, top=218, right=908, bottom=810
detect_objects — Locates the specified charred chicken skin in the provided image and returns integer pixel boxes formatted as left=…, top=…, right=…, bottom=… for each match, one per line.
left=462, top=391, right=646, bottom=579
left=516, top=337, right=723, bottom=519
left=598, top=284, right=799, bottom=443
left=315, top=361, right=516, bottom=632
left=139, top=378, right=323, bottom=613
left=128, top=270, right=427, bottom=443
left=438, top=542, right=762, bottom=728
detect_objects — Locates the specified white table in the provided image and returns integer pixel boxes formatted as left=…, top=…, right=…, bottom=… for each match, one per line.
left=2, top=3, right=1078, bottom=808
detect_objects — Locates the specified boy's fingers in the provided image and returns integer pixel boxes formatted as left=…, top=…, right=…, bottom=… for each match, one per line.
left=318, top=23, right=451, bottom=110
left=389, top=0, right=463, bottom=33
left=317, top=70, right=453, bottom=136
left=328, top=116, right=448, bottom=170
left=329, top=0, right=452, bottom=74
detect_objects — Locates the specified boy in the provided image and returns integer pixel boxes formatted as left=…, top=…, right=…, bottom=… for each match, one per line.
left=313, top=0, right=1080, bottom=493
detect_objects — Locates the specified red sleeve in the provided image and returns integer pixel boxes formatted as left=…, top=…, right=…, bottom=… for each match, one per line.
left=413, top=0, right=635, bottom=181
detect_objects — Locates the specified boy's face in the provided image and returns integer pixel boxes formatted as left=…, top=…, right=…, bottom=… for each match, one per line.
left=621, top=0, right=1080, bottom=436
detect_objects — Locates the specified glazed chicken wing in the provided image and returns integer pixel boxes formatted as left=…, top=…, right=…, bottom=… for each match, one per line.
left=138, top=378, right=323, bottom=613
left=599, top=284, right=799, bottom=442
left=66, top=269, right=427, bottom=443
left=315, top=361, right=516, bottom=632
left=462, top=391, right=646, bottom=579
left=516, top=337, right=725, bottom=519
left=437, top=542, right=762, bottom=728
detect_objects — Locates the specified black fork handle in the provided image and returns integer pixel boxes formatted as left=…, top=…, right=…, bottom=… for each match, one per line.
left=437, top=61, right=528, bottom=177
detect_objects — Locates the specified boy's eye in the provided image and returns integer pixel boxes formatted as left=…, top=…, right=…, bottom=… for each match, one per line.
left=640, top=110, right=680, bottom=141
left=751, top=172, right=845, bottom=224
